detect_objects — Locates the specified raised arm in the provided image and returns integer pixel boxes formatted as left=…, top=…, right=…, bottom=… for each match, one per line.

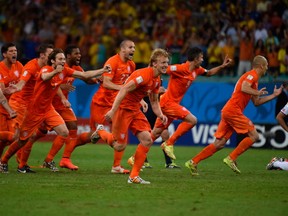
left=206, top=55, right=232, bottom=76
left=105, top=80, right=136, bottom=122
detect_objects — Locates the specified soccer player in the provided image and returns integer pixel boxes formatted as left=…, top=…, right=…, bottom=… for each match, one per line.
left=186, top=55, right=282, bottom=175
left=91, top=48, right=169, bottom=184
left=73, top=40, right=137, bottom=174
left=0, top=43, right=23, bottom=156
left=42, top=45, right=95, bottom=171
left=0, top=48, right=111, bottom=173
left=151, top=47, right=232, bottom=161
left=8, top=43, right=54, bottom=173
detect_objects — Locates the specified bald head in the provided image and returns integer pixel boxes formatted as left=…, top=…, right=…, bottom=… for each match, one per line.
left=252, top=55, right=267, bottom=68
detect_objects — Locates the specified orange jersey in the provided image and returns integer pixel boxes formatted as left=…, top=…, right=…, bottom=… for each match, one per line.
left=52, top=64, right=83, bottom=110
left=222, top=69, right=259, bottom=113
left=29, top=65, right=75, bottom=115
left=0, top=60, right=23, bottom=114
left=160, top=61, right=206, bottom=104
left=92, top=54, right=135, bottom=107
left=9, top=58, right=41, bottom=106
left=120, top=67, right=161, bottom=111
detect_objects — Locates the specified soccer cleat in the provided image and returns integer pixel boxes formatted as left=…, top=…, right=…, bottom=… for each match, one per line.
left=42, top=161, right=59, bottom=172
left=166, top=162, right=181, bottom=169
left=223, top=156, right=241, bottom=174
left=0, top=162, right=9, bottom=173
left=142, top=162, right=152, bottom=169
left=90, top=124, right=104, bottom=143
left=17, top=165, right=36, bottom=173
left=266, top=157, right=281, bottom=170
left=111, top=166, right=130, bottom=174
left=127, top=156, right=143, bottom=171
left=59, top=158, right=78, bottom=170
left=127, top=176, right=151, bottom=184
left=185, top=160, right=199, bottom=176
left=127, top=156, right=135, bottom=167
left=161, top=141, right=176, bottom=160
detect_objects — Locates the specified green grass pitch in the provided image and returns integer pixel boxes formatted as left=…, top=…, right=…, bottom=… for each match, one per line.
left=0, top=142, right=287, bottom=216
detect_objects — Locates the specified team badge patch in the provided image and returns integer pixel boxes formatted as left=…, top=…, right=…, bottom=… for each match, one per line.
left=136, top=76, right=143, bottom=84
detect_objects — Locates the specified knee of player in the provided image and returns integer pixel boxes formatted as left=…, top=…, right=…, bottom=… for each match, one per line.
left=214, top=138, right=226, bottom=149
left=113, top=142, right=126, bottom=152
left=59, top=129, right=69, bottom=138
left=142, top=137, right=153, bottom=147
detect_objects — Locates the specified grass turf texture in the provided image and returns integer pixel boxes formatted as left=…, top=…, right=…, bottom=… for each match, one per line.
left=0, top=143, right=287, bottom=216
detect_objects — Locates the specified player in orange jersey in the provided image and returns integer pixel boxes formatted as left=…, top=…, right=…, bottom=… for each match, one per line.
left=91, top=48, right=169, bottom=184
left=42, top=45, right=97, bottom=171
left=186, top=55, right=282, bottom=176
left=73, top=40, right=137, bottom=174
left=0, top=43, right=23, bottom=156
left=0, top=48, right=111, bottom=173
left=151, top=47, right=232, bottom=162
left=8, top=44, right=54, bottom=173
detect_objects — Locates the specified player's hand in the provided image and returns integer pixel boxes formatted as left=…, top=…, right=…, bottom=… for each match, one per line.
left=8, top=109, right=17, bottom=119
left=222, top=54, right=232, bottom=67
left=60, top=84, right=76, bottom=92
left=105, top=110, right=114, bottom=122
left=3, top=84, right=19, bottom=94
left=159, top=86, right=166, bottom=94
left=159, top=114, right=168, bottom=125
left=103, top=65, right=112, bottom=73
left=258, top=87, right=268, bottom=96
left=273, top=85, right=283, bottom=97
left=55, top=64, right=64, bottom=73
left=61, top=98, right=71, bottom=108
left=140, top=100, right=148, bottom=113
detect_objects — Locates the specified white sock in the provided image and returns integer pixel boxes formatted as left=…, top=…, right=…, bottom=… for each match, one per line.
left=273, top=161, right=288, bottom=171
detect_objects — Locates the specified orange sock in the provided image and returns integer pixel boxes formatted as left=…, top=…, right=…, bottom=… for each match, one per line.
left=229, top=137, right=254, bottom=161
left=167, top=122, right=193, bottom=145
left=98, top=130, right=114, bottom=146
left=19, top=140, right=34, bottom=168
left=1, top=140, right=23, bottom=164
left=192, top=144, right=217, bottom=164
left=76, top=132, right=90, bottom=146
left=113, top=150, right=124, bottom=167
left=45, top=135, right=67, bottom=162
left=62, top=130, right=77, bottom=158
left=130, top=144, right=149, bottom=178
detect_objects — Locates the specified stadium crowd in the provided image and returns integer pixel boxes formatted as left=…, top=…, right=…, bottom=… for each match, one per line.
left=0, top=0, right=288, bottom=77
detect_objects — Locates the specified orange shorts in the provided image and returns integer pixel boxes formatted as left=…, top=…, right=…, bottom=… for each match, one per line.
left=90, top=103, right=110, bottom=130
left=214, top=111, right=255, bottom=140
left=154, top=100, right=190, bottom=129
left=56, top=107, right=77, bottom=122
left=9, top=100, right=27, bottom=130
left=20, top=107, right=65, bottom=140
left=112, top=108, right=151, bottom=144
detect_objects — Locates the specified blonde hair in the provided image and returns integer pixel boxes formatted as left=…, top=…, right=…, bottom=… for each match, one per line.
left=149, top=48, right=169, bottom=66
